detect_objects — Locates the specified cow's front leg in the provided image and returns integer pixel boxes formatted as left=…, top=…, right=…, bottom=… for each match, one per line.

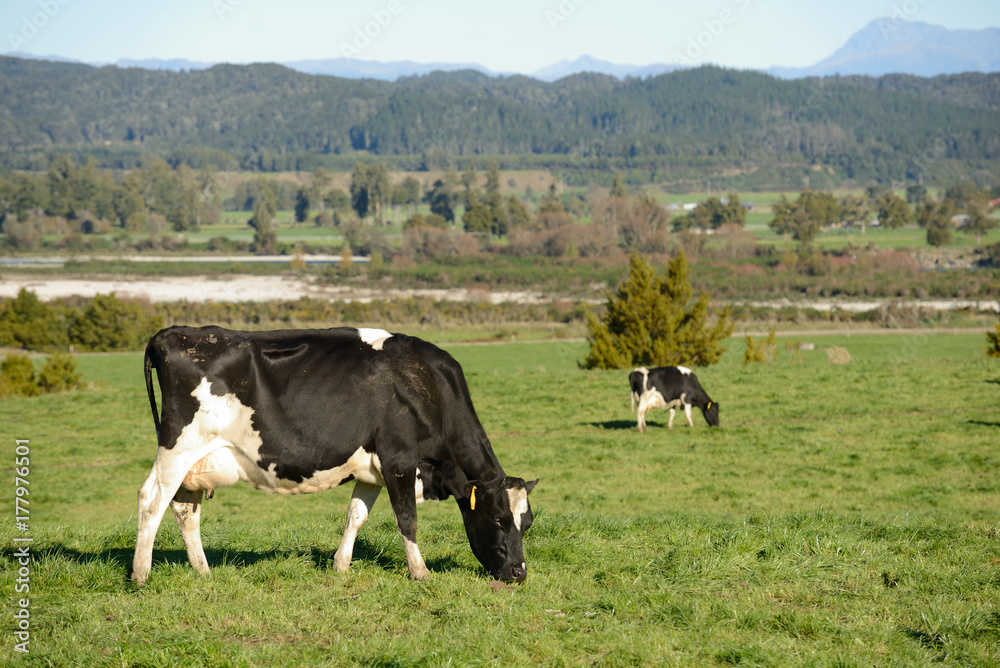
left=171, top=487, right=209, bottom=576
left=683, top=403, right=694, bottom=427
left=667, top=407, right=676, bottom=429
left=332, top=481, right=382, bottom=572
left=384, top=469, right=429, bottom=580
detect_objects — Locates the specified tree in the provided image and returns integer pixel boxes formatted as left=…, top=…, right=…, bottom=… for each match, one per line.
left=876, top=191, right=911, bottom=230
left=505, top=196, right=532, bottom=230
left=350, top=162, right=370, bottom=219
left=769, top=189, right=838, bottom=243
left=249, top=197, right=277, bottom=254
left=294, top=187, right=311, bottom=223
left=770, top=195, right=818, bottom=242
left=310, top=167, right=332, bottom=210
left=673, top=194, right=745, bottom=231
left=838, top=193, right=872, bottom=234
left=539, top=182, right=563, bottom=214
left=918, top=197, right=955, bottom=247
left=460, top=163, right=479, bottom=208
left=427, top=179, right=456, bottom=223
left=609, top=173, right=627, bottom=199
left=582, top=252, right=733, bottom=370
left=960, top=192, right=996, bottom=245
left=350, top=163, right=391, bottom=223
left=462, top=191, right=492, bottom=235
left=620, top=191, right=670, bottom=250
left=905, top=183, right=927, bottom=205
left=484, top=160, right=506, bottom=236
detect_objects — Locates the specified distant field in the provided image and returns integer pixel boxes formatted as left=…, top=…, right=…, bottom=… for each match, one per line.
left=2, top=333, right=998, bottom=665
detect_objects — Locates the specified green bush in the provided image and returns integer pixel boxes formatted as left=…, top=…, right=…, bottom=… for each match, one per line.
left=582, top=251, right=733, bottom=369
left=0, top=288, right=69, bottom=351
left=987, top=320, right=1000, bottom=359
left=0, top=354, right=40, bottom=398
left=744, top=329, right=777, bottom=365
left=67, top=293, right=164, bottom=352
left=38, top=352, right=82, bottom=393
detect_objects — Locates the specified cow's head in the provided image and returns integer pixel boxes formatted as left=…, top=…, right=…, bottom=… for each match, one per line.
left=457, top=477, right=537, bottom=582
left=704, top=400, right=720, bottom=426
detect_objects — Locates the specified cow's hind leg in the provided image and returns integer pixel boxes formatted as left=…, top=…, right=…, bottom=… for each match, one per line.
left=171, top=487, right=210, bottom=576
left=332, top=481, right=382, bottom=572
left=636, top=396, right=649, bottom=433
left=131, top=453, right=198, bottom=584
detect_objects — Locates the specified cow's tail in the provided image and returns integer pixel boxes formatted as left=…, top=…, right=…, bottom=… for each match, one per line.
left=144, top=342, right=160, bottom=441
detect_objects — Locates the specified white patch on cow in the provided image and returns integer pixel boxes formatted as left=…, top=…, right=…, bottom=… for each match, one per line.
left=414, top=467, right=425, bottom=504
left=174, top=377, right=387, bottom=497
left=507, top=487, right=529, bottom=532
left=677, top=366, right=692, bottom=375
left=356, top=327, right=392, bottom=350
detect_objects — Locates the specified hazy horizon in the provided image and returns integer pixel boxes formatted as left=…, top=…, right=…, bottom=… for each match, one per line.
left=3, top=0, right=999, bottom=75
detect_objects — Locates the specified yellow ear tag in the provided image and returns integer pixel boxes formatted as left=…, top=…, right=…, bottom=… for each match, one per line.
left=470, top=486, right=477, bottom=510
left=707, top=401, right=712, bottom=410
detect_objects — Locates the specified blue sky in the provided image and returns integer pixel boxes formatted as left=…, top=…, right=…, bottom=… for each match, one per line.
left=3, top=0, right=998, bottom=73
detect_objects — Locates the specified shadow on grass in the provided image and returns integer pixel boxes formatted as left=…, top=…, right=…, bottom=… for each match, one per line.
left=585, top=419, right=646, bottom=431
left=3, top=538, right=479, bottom=580
left=968, top=420, right=1000, bottom=428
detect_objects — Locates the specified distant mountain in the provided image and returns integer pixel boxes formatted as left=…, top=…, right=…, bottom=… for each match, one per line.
left=530, top=55, right=685, bottom=82
left=284, top=57, right=497, bottom=79
left=114, top=58, right=216, bottom=71
left=771, top=19, right=1000, bottom=78
left=3, top=19, right=999, bottom=82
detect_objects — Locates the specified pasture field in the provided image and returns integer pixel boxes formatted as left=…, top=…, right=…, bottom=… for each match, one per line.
left=2, top=333, right=999, bottom=666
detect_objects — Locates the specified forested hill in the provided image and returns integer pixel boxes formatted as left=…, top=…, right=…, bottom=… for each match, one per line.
left=1, top=56, right=998, bottom=187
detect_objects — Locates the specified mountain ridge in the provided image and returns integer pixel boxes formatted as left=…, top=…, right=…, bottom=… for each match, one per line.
left=5, top=19, right=998, bottom=82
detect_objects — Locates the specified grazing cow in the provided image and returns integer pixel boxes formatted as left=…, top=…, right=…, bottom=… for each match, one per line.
left=629, top=366, right=719, bottom=432
left=132, top=325, right=537, bottom=584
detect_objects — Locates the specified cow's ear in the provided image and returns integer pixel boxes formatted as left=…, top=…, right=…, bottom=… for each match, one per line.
left=460, top=480, right=482, bottom=510
left=525, top=479, right=538, bottom=494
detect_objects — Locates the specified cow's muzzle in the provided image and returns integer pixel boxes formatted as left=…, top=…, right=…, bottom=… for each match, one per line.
left=496, top=563, right=527, bottom=583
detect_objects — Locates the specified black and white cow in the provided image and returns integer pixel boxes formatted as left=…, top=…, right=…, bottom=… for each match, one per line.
left=629, top=366, right=719, bottom=432
left=132, top=325, right=537, bottom=584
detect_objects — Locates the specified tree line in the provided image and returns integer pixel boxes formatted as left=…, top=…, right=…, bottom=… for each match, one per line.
left=1, top=56, right=998, bottom=187
left=766, top=182, right=998, bottom=247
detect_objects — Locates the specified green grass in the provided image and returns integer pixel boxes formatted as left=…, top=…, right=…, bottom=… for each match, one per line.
left=2, top=334, right=1000, bottom=665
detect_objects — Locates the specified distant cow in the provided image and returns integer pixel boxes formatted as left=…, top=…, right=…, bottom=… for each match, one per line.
left=132, top=325, right=537, bottom=584
left=629, top=366, right=719, bottom=432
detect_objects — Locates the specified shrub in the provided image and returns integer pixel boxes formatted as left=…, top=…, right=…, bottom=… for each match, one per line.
left=0, top=354, right=40, bottom=398
left=38, top=352, right=82, bottom=393
left=987, top=320, right=1000, bottom=359
left=582, top=251, right=732, bottom=369
left=68, top=293, right=164, bottom=352
left=0, top=288, right=70, bottom=352
left=744, top=329, right=777, bottom=365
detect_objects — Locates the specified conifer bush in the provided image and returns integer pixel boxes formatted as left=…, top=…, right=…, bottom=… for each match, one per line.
left=582, top=251, right=732, bottom=369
